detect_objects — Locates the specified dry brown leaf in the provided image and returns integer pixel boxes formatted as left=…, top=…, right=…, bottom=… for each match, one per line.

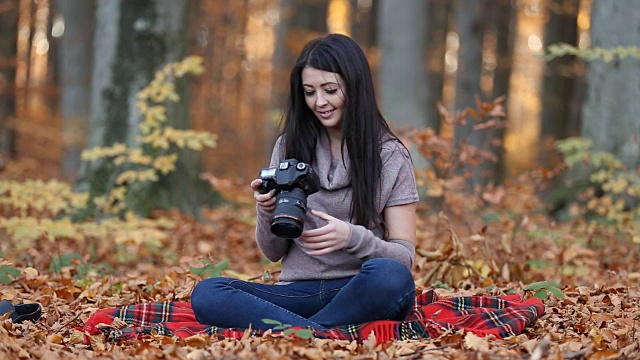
left=88, top=333, right=106, bottom=352
left=362, top=331, right=377, bottom=352
left=464, top=332, right=490, bottom=352
left=185, top=334, right=208, bottom=347
left=2, top=178, right=640, bottom=360
left=68, top=330, right=85, bottom=345
left=186, top=349, right=212, bottom=360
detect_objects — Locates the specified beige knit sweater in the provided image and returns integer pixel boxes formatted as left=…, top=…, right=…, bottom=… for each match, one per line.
left=255, top=133, right=419, bottom=282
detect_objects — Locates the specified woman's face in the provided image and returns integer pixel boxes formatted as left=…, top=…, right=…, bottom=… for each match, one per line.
left=301, top=66, right=346, bottom=133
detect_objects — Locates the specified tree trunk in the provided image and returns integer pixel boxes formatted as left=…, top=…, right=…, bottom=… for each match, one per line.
left=268, top=0, right=293, bottom=156
left=540, top=0, right=579, bottom=143
left=581, top=0, right=640, bottom=170
left=350, top=0, right=377, bottom=50
left=378, top=0, right=429, bottom=131
left=377, top=0, right=430, bottom=172
left=55, top=0, right=94, bottom=179
left=77, top=0, right=216, bottom=216
left=453, top=0, right=492, bottom=185
left=491, top=0, right=516, bottom=101
left=453, top=0, right=487, bottom=144
left=290, top=0, right=328, bottom=35
left=0, top=0, right=19, bottom=165
left=490, top=0, right=516, bottom=182
left=268, top=0, right=329, bottom=156
left=425, top=0, right=450, bottom=134
left=274, top=0, right=328, bottom=101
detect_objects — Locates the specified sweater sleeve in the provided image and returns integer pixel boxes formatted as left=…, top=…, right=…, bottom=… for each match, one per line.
left=342, top=141, right=419, bottom=269
left=344, top=224, right=415, bottom=269
left=254, top=136, right=290, bottom=262
left=255, top=207, right=290, bottom=262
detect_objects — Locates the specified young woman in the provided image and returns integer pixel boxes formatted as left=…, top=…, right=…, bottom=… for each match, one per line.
left=191, top=33, right=419, bottom=330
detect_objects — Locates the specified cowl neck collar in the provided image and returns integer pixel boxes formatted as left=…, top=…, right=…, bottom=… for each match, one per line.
left=314, top=132, right=350, bottom=190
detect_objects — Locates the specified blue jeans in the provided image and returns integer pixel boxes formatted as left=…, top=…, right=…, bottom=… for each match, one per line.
left=190, top=258, right=415, bottom=330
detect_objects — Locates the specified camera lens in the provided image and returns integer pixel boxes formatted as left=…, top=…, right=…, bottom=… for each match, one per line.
left=271, top=188, right=308, bottom=238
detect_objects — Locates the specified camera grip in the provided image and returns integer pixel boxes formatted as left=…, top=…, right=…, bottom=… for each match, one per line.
left=257, top=181, right=271, bottom=194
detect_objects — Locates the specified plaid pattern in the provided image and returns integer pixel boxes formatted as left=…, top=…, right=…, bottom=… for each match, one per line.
left=81, top=290, right=544, bottom=345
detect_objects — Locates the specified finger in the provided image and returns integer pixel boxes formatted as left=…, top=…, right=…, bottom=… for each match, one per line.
left=300, top=227, right=331, bottom=239
left=255, top=189, right=275, bottom=201
left=300, top=234, right=330, bottom=245
left=260, top=197, right=276, bottom=209
left=309, top=209, right=332, bottom=221
left=300, top=239, right=334, bottom=250
left=306, top=246, right=337, bottom=256
left=250, top=179, right=262, bottom=191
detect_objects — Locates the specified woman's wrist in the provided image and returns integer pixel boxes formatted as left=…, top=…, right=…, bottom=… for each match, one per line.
left=257, top=205, right=273, bottom=221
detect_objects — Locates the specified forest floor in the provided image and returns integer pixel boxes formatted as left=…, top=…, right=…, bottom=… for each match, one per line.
left=1, top=176, right=640, bottom=359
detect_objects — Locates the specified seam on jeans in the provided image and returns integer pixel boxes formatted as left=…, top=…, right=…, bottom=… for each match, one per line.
left=229, top=279, right=327, bottom=300
left=236, top=285, right=325, bottom=329
left=320, top=281, right=345, bottom=307
left=379, top=287, right=414, bottom=320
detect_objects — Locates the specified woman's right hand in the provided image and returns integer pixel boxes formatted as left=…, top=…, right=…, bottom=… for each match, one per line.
left=250, top=179, right=276, bottom=211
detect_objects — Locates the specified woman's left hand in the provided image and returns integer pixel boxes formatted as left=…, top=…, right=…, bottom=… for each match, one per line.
left=299, top=209, right=351, bottom=256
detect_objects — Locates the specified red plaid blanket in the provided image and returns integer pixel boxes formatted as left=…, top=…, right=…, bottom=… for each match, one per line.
left=81, top=290, right=544, bottom=345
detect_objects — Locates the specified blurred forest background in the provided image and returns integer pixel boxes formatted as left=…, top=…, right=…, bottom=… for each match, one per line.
left=0, top=0, right=638, bottom=212
left=1, top=1, right=640, bottom=357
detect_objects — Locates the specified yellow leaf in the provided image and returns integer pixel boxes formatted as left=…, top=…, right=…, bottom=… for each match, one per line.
left=186, top=140, right=203, bottom=151
left=116, top=171, right=137, bottom=185
left=8, top=218, right=42, bottom=243
left=23, top=267, right=38, bottom=278
left=47, top=334, right=64, bottom=344
left=153, top=154, right=178, bottom=175
left=47, top=218, right=83, bottom=240
left=136, top=100, right=148, bottom=113
left=152, top=137, right=170, bottom=150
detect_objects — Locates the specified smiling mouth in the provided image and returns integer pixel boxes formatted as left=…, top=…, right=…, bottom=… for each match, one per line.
left=318, top=109, right=335, bottom=118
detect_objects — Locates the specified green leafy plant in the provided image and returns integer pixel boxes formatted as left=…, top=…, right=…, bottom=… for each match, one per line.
left=0, top=265, right=20, bottom=284
left=50, top=253, right=113, bottom=283
left=555, top=137, right=640, bottom=243
left=430, top=280, right=453, bottom=290
left=526, top=259, right=549, bottom=270
left=142, top=281, right=162, bottom=293
left=80, top=55, right=216, bottom=218
left=190, top=259, right=229, bottom=279
left=544, top=42, right=640, bottom=62
left=524, top=281, right=565, bottom=300
left=261, top=319, right=314, bottom=339
left=111, top=282, right=125, bottom=295
left=0, top=56, right=216, bottom=267
left=50, top=253, right=83, bottom=274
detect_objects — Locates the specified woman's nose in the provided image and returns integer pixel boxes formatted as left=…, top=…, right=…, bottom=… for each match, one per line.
left=316, top=95, right=328, bottom=107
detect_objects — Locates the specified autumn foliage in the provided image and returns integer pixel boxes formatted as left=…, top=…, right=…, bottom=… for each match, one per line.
left=1, top=71, right=640, bottom=359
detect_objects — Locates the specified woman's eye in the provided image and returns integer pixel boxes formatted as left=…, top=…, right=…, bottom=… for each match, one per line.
left=304, top=91, right=315, bottom=96
left=326, top=88, right=338, bottom=94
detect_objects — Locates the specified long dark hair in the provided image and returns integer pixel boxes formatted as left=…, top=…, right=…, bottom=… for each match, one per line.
left=281, top=33, right=400, bottom=230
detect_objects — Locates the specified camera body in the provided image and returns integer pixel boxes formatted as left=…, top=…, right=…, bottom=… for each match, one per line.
left=258, top=159, right=320, bottom=239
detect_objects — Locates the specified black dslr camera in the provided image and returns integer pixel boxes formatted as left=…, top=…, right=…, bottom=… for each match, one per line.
left=258, top=159, right=320, bottom=239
